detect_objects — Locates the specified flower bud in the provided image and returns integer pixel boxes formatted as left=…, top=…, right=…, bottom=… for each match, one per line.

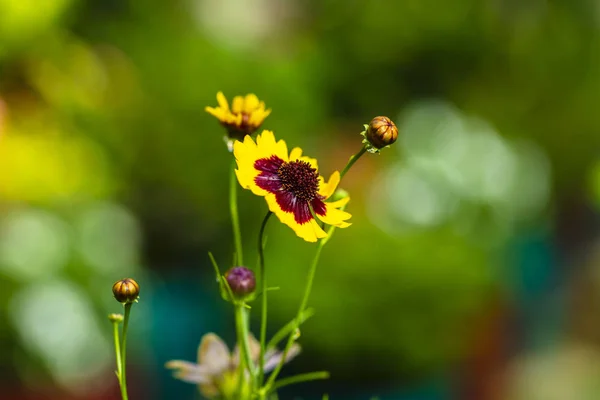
left=362, top=116, right=398, bottom=151
left=225, top=266, right=256, bottom=298
left=108, top=313, right=124, bottom=323
left=330, top=188, right=350, bottom=203
left=112, top=278, right=140, bottom=304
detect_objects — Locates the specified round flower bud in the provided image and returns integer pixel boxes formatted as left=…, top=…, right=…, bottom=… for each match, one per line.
left=366, top=116, right=398, bottom=149
left=112, top=278, right=140, bottom=304
left=330, top=188, right=349, bottom=203
left=225, top=266, right=256, bottom=297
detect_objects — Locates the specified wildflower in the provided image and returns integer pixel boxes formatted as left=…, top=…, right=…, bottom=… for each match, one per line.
left=205, top=91, right=271, bottom=142
left=225, top=266, right=256, bottom=298
left=112, top=278, right=140, bottom=304
left=234, top=130, right=352, bottom=242
left=361, top=116, right=398, bottom=152
left=166, top=333, right=300, bottom=399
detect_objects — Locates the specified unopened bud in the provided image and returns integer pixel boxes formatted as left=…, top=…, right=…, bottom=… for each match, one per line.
left=362, top=116, right=398, bottom=152
left=225, top=266, right=256, bottom=298
left=108, top=313, right=124, bottom=323
left=330, top=188, right=349, bottom=203
left=112, top=278, right=140, bottom=304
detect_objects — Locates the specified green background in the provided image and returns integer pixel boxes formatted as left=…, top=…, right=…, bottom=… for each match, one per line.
left=1, top=0, right=600, bottom=399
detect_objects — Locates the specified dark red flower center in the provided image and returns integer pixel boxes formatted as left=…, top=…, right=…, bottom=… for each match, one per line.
left=277, top=160, right=319, bottom=201
left=224, top=112, right=255, bottom=139
left=254, top=156, right=327, bottom=224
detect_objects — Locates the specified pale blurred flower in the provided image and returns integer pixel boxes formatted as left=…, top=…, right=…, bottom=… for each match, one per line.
left=166, top=332, right=300, bottom=399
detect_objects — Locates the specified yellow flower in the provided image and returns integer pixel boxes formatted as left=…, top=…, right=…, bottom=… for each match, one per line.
left=234, top=130, right=352, bottom=242
left=205, top=91, right=271, bottom=141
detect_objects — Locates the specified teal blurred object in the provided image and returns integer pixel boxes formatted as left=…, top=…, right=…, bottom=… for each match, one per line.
left=149, top=269, right=231, bottom=399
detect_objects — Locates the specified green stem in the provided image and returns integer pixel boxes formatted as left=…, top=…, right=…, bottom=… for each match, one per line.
left=230, top=159, right=244, bottom=265
left=257, top=211, right=273, bottom=385
left=119, top=303, right=132, bottom=400
left=266, top=308, right=315, bottom=351
left=235, top=304, right=255, bottom=392
left=271, top=371, right=330, bottom=391
left=340, top=145, right=368, bottom=180
left=112, top=320, right=122, bottom=382
left=264, top=237, right=326, bottom=390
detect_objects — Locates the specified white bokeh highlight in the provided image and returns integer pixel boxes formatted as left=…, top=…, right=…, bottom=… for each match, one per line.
left=369, top=100, right=551, bottom=238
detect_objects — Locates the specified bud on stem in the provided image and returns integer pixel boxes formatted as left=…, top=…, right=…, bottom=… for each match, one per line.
left=112, top=278, right=140, bottom=304
left=225, top=266, right=256, bottom=299
left=361, top=116, right=398, bottom=152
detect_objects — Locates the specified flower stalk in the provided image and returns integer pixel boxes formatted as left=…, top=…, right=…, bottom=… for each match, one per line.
left=257, top=211, right=273, bottom=385
left=263, top=235, right=326, bottom=392
left=119, top=302, right=132, bottom=400
left=111, top=317, right=124, bottom=396
left=230, top=160, right=244, bottom=266
left=110, top=304, right=133, bottom=400
left=234, top=303, right=255, bottom=391
left=340, top=145, right=368, bottom=180
left=111, top=278, right=139, bottom=400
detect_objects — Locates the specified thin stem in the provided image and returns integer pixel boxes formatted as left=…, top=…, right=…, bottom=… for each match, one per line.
left=271, top=371, right=330, bottom=391
left=235, top=304, right=255, bottom=393
left=234, top=305, right=246, bottom=397
left=264, top=238, right=326, bottom=390
left=257, top=211, right=273, bottom=385
left=266, top=308, right=315, bottom=351
left=112, top=321, right=122, bottom=382
left=119, top=303, right=132, bottom=400
left=230, top=159, right=244, bottom=265
left=340, top=145, right=368, bottom=180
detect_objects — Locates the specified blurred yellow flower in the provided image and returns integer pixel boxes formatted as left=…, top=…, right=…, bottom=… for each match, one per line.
left=205, top=91, right=271, bottom=142
left=0, top=131, right=113, bottom=202
left=234, top=130, right=352, bottom=242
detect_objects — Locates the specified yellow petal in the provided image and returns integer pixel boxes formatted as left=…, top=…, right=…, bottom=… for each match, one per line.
left=244, top=94, right=260, bottom=112
left=299, top=155, right=318, bottom=171
left=317, top=203, right=352, bottom=227
left=295, top=219, right=328, bottom=242
left=289, top=147, right=303, bottom=161
left=248, top=109, right=267, bottom=127
left=205, top=106, right=223, bottom=120
left=216, top=91, right=229, bottom=112
left=249, top=108, right=271, bottom=126
left=326, top=196, right=350, bottom=209
left=256, top=130, right=288, bottom=162
left=234, top=136, right=268, bottom=196
left=232, top=95, right=244, bottom=114
left=234, top=113, right=244, bottom=126
left=233, top=135, right=257, bottom=163
left=319, top=171, right=340, bottom=199
left=235, top=167, right=266, bottom=196
left=264, top=194, right=327, bottom=242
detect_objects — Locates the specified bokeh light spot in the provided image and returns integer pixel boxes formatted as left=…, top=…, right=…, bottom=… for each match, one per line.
left=0, top=209, right=69, bottom=281
left=9, top=280, right=111, bottom=393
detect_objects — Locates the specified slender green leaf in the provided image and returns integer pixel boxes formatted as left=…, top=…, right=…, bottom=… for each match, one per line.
left=267, top=308, right=315, bottom=350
